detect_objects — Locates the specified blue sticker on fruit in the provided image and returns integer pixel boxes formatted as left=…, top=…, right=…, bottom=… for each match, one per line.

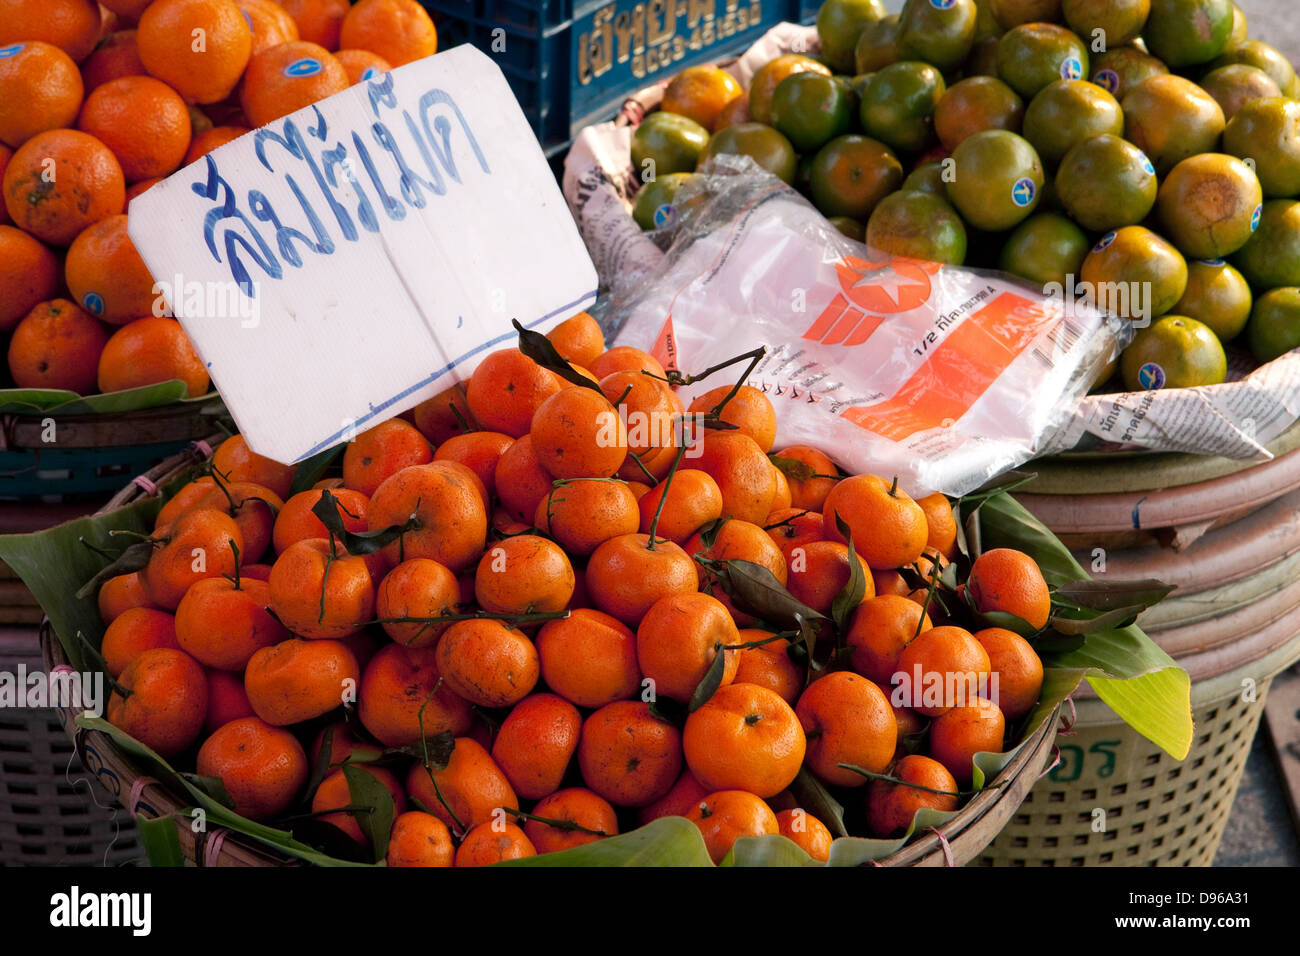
left=1198, top=258, right=1225, bottom=266
left=929, top=0, right=956, bottom=8
left=653, top=203, right=678, bottom=230
left=1094, top=231, right=1117, bottom=252
left=82, top=292, right=105, bottom=316
left=1139, top=154, right=1155, bottom=176
left=1012, top=177, right=1036, bottom=207
left=1251, top=204, right=1262, bottom=231
left=1060, top=57, right=1083, bottom=80
left=284, top=57, right=324, bottom=78
left=1137, top=363, right=1166, bottom=390
left=1094, top=68, right=1120, bottom=93
left=0, top=43, right=23, bottom=57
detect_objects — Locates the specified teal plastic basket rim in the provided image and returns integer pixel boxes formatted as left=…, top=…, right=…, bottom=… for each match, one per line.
left=0, top=439, right=198, bottom=501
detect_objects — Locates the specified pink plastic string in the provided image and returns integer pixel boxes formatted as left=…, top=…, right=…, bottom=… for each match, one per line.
left=191, top=439, right=214, bottom=459
left=131, top=474, right=159, bottom=496
left=126, top=776, right=157, bottom=816
left=927, top=827, right=955, bottom=867
left=1038, top=744, right=1063, bottom=781
left=619, top=99, right=646, bottom=126
left=1058, top=697, right=1078, bottom=737
left=202, top=827, right=228, bottom=867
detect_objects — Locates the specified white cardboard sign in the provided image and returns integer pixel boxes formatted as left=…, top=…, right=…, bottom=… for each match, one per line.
left=129, top=45, right=598, bottom=465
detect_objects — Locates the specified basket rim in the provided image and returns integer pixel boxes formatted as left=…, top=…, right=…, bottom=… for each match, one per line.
left=0, top=398, right=228, bottom=457
left=41, top=438, right=1060, bottom=866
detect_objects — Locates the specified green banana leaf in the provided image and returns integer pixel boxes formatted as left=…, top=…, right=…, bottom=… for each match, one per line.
left=0, top=381, right=218, bottom=416
left=0, top=467, right=1190, bottom=866
left=498, top=816, right=714, bottom=867
left=0, top=498, right=162, bottom=672
left=136, top=815, right=186, bottom=868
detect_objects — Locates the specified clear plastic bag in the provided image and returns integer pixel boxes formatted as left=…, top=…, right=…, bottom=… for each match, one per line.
left=600, top=158, right=1132, bottom=497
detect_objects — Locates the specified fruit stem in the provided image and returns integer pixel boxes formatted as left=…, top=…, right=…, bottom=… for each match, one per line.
left=229, top=540, right=241, bottom=591
left=209, top=466, right=238, bottom=515
left=106, top=529, right=160, bottom=545
left=417, top=686, right=467, bottom=837
left=644, top=434, right=690, bottom=551
left=722, top=632, right=792, bottom=652
left=911, top=560, right=943, bottom=643
left=836, top=764, right=979, bottom=796
left=625, top=450, right=656, bottom=484
left=318, top=549, right=334, bottom=624
left=77, top=537, right=119, bottom=560
left=501, top=806, right=608, bottom=837
left=646, top=345, right=766, bottom=392
left=368, top=609, right=571, bottom=636
left=761, top=509, right=812, bottom=532
left=888, top=475, right=900, bottom=498
left=449, top=400, right=471, bottom=435
left=706, top=347, right=767, bottom=420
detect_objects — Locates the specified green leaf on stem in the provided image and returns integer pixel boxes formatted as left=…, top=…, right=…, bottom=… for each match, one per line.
left=1049, top=606, right=1146, bottom=635
left=977, top=608, right=1040, bottom=637
left=513, top=319, right=604, bottom=394
left=302, top=725, right=336, bottom=807
left=708, top=558, right=826, bottom=628
left=1052, top=579, right=1176, bottom=613
left=421, top=730, right=456, bottom=773
left=696, top=517, right=725, bottom=552
left=342, top=763, right=395, bottom=863
left=787, top=769, right=848, bottom=839
left=769, top=455, right=815, bottom=482
left=311, top=489, right=410, bottom=555
left=829, top=512, right=867, bottom=635
left=687, top=643, right=728, bottom=713
left=74, top=539, right=154, bottom=600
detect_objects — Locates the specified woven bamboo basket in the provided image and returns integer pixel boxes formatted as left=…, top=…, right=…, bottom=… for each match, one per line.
left=35, top=440, right=1061, bottom=867
left=978, top=424, right=1300, bottom=866
left=0, top=625, right=142, bottom=866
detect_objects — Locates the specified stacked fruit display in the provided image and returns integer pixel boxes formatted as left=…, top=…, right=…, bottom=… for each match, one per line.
left=72, top=313, right=1113, bottom=866
left=0, top=0, right=435, bottom=398
left=628, top=0, right=1300, bottom=393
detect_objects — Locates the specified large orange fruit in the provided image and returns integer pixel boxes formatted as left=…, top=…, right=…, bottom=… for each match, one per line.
left=137, top=0, right=252, bottom=104
left=64, top=214, right=158, bottom=324
left=240, top=41, right=348, bottom=127
left=76, top=75, right=191, bottom=182
left=3, top=129, right=124, bottom=246
left=683, top=682, right=806, bottom=798
left=0, top=41, right=84, bottom=148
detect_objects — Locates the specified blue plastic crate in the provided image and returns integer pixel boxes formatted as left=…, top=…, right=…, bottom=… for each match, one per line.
left=420, top=0, right=820, bottom=156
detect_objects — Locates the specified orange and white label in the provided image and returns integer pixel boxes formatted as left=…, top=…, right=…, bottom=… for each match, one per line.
left=610, top=189, right=1114, bottom=496
left=843, top=289, right=1057, bottom=441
